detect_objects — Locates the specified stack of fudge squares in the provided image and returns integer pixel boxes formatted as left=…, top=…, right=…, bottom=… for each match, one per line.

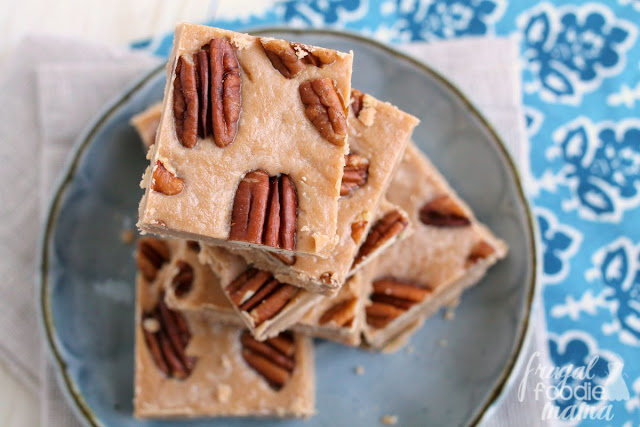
left=132, top=23, right=508, bottom=419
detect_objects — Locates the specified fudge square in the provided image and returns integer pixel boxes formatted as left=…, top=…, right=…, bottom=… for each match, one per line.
left=138, top=23, right=353, bottom=257
left=134, top=239, right=315, bottom=418
left=361, top=143, right=508, bottom=349
left=234, top=89, right=418, bottom=294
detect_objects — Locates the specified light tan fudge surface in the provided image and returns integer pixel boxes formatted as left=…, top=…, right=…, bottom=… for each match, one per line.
left=293, top=268, right=371, bottom=346
left=130, top=101, right=163, bottom=149
left=235, top=92, right=418, bottom=293
left=362, top=143, right=508, bottom=349
left=134, top=263, right=315, bottom=418
left=138, top=23, right=353, bottom=257
left=163, top=239, right=242, bottom=326
left=199, top=245, right=323, bottom=341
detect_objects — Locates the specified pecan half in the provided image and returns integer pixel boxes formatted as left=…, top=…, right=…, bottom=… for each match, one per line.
left=299, top=78, right=347, bottom=146
left=194, top=49, right=211, bottom=138
left=352, top=210, right=408, bottom=268
left=142, top=299, right=195, bottom=379
left=319, top=297, right=357, bottom=327
left=261, top=39, right=306, bottom=78
left=137, top=237, right=171, bottom=281
left=152, top=160, right=184, bottom=195
left=172, top=39, right=241, bottom=147
left=350, top=89, right=365, bottom=118
left=229, top=170, right=298, bottom=251
left=465, top=240, right=496, bottom=267
left=226, top=268, right=299, bottom=326
left=241, top=331, right=295, bottom=390
left=173, top=56, right=199, bottom=148
left=419, top=195, right=470, bottom=227
left=351, top=220, right=367, bottom=243
left=186, top=240, right=200, bottom=252
left=341, top=153, right=369, bottom=196
left=172, top=261, right=194, bottom=298
left=366, top=277, right=431, bottom=329
left=210, top=38, right=242, bottom=147
left=260, top=39, right=332, bottom=78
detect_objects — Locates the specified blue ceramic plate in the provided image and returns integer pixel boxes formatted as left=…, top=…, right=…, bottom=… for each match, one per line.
left=38, top=29, right=536, bottom=427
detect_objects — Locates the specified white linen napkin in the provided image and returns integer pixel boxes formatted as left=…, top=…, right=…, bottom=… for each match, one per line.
left=0, top=34, right=549, bottom=427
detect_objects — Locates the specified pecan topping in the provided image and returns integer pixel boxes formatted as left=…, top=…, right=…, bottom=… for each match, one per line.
left=173, top=56, right=199, bottom=148
left=152, top=160, right=184, bottom=195
left=194, top=49, right=211, bottom=138
left=319, top=297, right=357, bottom=327
left=172, top=38, right=241, bottom=147
left=241, top=331, right=295, bottom=390
left=229, top=170, right=298, bottom=251
left=186, top=240, right=200, bottom=252
left=465, top=240, right=496, bottom=267
left=352, top=210, right=408, bottom=268
left=341, top=153, right=369, bottom=196
left=261, top=40, right=305, bottom=78
left=142, top=299, right=196, bottom=379
left=226, top=268, right=299, bottom=326
left=172, top=261, right=194, bottom=297
left=137, top=237, right=171, bottom=281
left=299, top=78, right=347, bottom=146
left=210, top=38, right=242, bottom=147
left=366, top=278, right=431, bottom=329
left=350, top=89, right=365, bottom=118
left=351, top=220, right=367, bottom=243
left=260, top=39, right=331, bottom=78
left=419, top=195, right=470, bottom=227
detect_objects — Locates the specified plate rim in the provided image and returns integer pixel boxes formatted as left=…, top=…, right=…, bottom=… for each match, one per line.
left=37, top=27, right=538, bottom=427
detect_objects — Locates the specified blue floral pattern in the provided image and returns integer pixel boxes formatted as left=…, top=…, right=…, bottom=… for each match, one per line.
left=394, top=0, right=505, bottom=41
left=280, top=0, right=364, bottom=26
left=588, top=238, right=640, bottom=347
left=537, top=207, right=582, bottom=284
left=548, top=117, right=640, bottom=222
left=134, top=1, right=640, bottom=423
left=517, top=3, right=637, bottom=104
left=548, top=332, right=614, bottom=413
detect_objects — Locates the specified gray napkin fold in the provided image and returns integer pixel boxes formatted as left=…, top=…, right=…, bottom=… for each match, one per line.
left=0, top=34, right=549, bottom=427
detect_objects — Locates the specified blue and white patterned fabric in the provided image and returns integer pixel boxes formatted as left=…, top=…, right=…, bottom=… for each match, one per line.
left=134, top=1, right=640, bottom=424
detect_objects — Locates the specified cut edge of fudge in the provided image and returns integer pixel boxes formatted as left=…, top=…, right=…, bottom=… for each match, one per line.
left=161, top=239, right=366, bottom=347
left=133, top=240, right=315, bottom=419
left=137, top=23, right=355, bottom=258
left=198, top=244, right=323, bottom=341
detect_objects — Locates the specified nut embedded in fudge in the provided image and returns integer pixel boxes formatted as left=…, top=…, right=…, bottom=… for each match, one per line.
left=361, top=143, right=508, bottom=350
left=138, top=23, right=353, bottom=257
